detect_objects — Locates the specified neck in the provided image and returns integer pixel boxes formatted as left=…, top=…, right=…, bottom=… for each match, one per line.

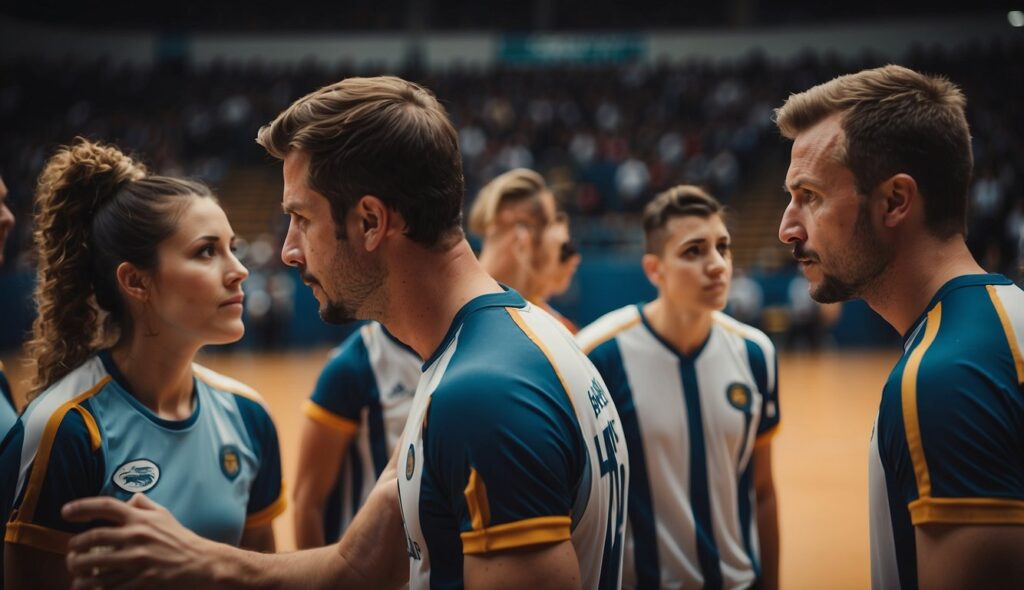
left=642, top=298, right=715, bottom=356
left=477, top=239, right=544, bottom=300
left=110, top=330, right=199, bottom=420
left=863, top=234, right=984, bottom=335
left=381, top=239, right=503, bottom=360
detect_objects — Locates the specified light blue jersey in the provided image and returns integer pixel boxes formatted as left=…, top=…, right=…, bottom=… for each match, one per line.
left=398, top=289, right=629, bottom=590
left=0, top=363, right=16, bottom=439
left=304, top=321, right=420, bottom=542
left=869, top=274, right=1024, bottom=589
left=578, top=305, right=780, bottom=590
left=1, top=351, right=285, bottom=557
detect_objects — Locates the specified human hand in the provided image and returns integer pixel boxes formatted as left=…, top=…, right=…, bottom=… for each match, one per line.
left=62, top=492, right=222, bottom=589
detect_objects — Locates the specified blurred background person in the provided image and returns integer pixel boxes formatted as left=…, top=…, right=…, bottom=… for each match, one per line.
left=578, top=185, right=780, bottom=590
left=0, top=174, right=16, bottom=437
left=291, top=321, right=420, bottom=548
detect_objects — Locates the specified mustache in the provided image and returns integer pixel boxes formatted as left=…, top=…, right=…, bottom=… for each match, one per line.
left=792, top=243, right=820, bottom=263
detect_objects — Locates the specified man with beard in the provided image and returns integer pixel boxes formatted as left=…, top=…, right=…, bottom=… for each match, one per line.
left=776, top=65, right=1024, bottom=589
left=61, top=76, right=629, bottom=590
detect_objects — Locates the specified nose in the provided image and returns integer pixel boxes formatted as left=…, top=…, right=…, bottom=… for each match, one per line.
left=707, top=249, right=728, bottom=277
left=778, top=199, right=807, bottom=245
left=226, top=251, right=249, bottom=286
left=280, top=221, right=304, bottom=268
left=0, top=204, right=13, bottom=229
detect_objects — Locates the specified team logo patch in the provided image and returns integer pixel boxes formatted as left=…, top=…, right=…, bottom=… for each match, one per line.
left=726, top=382, right=752, bottom=411
left=405, top=444, right=416, bottom=481
left=220, top=445, right=242, bottom=481
left=112, top=459, right=160, bottom=493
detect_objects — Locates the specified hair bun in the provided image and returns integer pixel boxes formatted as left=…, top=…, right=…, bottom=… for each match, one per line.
left=37, top=137, right=147, bottom=214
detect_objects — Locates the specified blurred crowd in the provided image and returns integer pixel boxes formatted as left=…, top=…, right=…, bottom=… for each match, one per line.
left=1, top=39, right=1021, bottom=347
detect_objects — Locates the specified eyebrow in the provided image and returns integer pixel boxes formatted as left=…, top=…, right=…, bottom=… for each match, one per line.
left=190, top=235, right=236, bottom=245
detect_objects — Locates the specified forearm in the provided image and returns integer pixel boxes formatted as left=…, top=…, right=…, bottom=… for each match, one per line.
left=211, top=543, right=346, bottom=590
left=292, top=501, right=327, bottom=549
left=756, top=486, right=780, bottom=590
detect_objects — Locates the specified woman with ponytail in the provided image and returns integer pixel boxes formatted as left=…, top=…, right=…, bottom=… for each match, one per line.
left=0, top=139, right=285, bottom=588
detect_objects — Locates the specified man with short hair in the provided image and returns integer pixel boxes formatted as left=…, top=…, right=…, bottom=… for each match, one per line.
left=777, top=64, right=1024, bottom=589
left=63, top=76, right=628, bottom=590
left=578, top=185, right=779, bottom=590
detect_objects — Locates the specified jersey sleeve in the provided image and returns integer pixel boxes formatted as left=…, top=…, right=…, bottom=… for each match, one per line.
left=4, top=408, right=105, bottom=554
left=881, top=349, right=1024, bottom=526
left=234, top=396, right=287, bottom=528
left=424, top=372, right=582, bottom=555
left=303, top=333, right=374, bottom=435
left=745, top=336, right=780, bottom=439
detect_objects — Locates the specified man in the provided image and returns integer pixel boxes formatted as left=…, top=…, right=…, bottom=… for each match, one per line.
left=0, top=175, right=18, bottom=436
left=578, top=185, right=779, bottom=590
left=776, top=65, right=1024, bottom=589
left=62, top=76, right=629, bottom=589
left=468, top=168, right=580, bottom=331
left=292, top=321, right=420, bottom=548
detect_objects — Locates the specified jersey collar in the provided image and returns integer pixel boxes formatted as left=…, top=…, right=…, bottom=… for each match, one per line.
left=98, top=349, right=202, bottom=430
left=421, top=286, right=527, bottom=370
left=902, top=273, right=1013, bottom=344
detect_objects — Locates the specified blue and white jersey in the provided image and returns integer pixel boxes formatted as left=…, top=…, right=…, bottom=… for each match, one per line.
left=1, top=351, right=285, bottom=556
left=398, top=289, right=629, bottom=590
left=870, top=274, right=1024, bottom=590
left=304, top=321, right=420, bottom=542
left=0, top=362, right=16, bottom=438
left=578, top=305, right=780, bottom=590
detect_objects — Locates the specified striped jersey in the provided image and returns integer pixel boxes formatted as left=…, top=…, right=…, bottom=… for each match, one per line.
left=398, top=288, right=629, bottom=589
left=0, top=363, right=15, bottom=438
left=303, top=321, right=420, bottom=542
left=578, top=305, right=780, bottom=590
left=0, top=351, right=285, bottom=558
left=869, top=274, right=1024, bottom=589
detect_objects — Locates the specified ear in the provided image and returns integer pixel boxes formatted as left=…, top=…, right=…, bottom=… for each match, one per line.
left=353, top=195, right=398, bottom=252
left=878, top=173, right=917, bottom=229
left=115, top=262, right=151, bottom=303
left=641, top=253, right=663, bottom=289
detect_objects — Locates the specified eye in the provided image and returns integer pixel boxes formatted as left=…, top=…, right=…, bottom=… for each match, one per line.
left=717, top=242, right=731, bottom=255
left=197, top=244, right=216, bottom=258
left=683, top=245, right=701, bottom=258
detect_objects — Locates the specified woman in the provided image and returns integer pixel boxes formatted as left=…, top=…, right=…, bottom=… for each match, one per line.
left=1, top=139, right=285, bottom=588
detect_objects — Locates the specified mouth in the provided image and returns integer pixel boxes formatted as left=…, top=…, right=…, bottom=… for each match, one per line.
left=705, top=282, right=727, bottom=291
left=220, top=294, right=245, bottom=308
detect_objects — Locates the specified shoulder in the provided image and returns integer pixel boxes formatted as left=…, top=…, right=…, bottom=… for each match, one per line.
left=192, top=364, right=275, bottom=432
left=576, top=305, right=642, bottom=355
left=713, top=311, right=776, bottom=358
left=320, top=327, right=376, bottom=380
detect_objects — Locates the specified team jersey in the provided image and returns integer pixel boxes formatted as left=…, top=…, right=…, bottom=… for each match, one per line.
left=1, top=351, right=285, bottom=557
left=398, top=288, right=629, bottom=590
left=0, top=362, right=16, bottom=438
left=303, top=321, right=420, bottom=542
left=578, top=304, right=780, bottom=590
left=869, top=274, right=1024, bottom=589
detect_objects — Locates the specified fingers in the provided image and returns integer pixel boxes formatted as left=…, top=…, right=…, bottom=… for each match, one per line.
left=127, top=492, right=159, bottom=510
left=62, top=497, right=135, bottom=524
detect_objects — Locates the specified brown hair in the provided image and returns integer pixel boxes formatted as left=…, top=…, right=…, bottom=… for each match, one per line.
left=643, top=185, right=723, bottom=254
left=26, top=138, right=213, bottom=398
left=775, top=64, right=972, bottom=238
left=256, top=76, right=464, bottom=249
left=468, top=168, right=551, bottom=237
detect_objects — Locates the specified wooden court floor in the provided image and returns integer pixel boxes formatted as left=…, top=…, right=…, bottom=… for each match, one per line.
left=2, top=347, right=900, bottom=589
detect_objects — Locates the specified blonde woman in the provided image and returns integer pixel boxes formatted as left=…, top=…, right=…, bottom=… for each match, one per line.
left=0, top=139, right=284, bottom=588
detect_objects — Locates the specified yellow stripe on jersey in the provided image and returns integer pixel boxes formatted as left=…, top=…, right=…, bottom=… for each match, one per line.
left=755, top=423, right=781, bottom=446
left=4, top=521, right=74, bottom=554
left=16, top=376, right=111, bottom=525
left=460, top=515, right=572, bottom=554
left=244, top=481, right=288, bottom=528
left=192, top=364, right=265, bottom=405
left=901, top=304, right=942, bottom=502
left=506, top=307, right=576, bottom=414
left=302, top=400, right=359, bottom=434
left=464, top=467, right=492, bottom=531
left=987, top=285, right=1024, bottom=385
left=909, top=496, right=1024, bottom=525
left=70, top=405, right=102, bottom=451
left=580, top=315, right=641, bottom=355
